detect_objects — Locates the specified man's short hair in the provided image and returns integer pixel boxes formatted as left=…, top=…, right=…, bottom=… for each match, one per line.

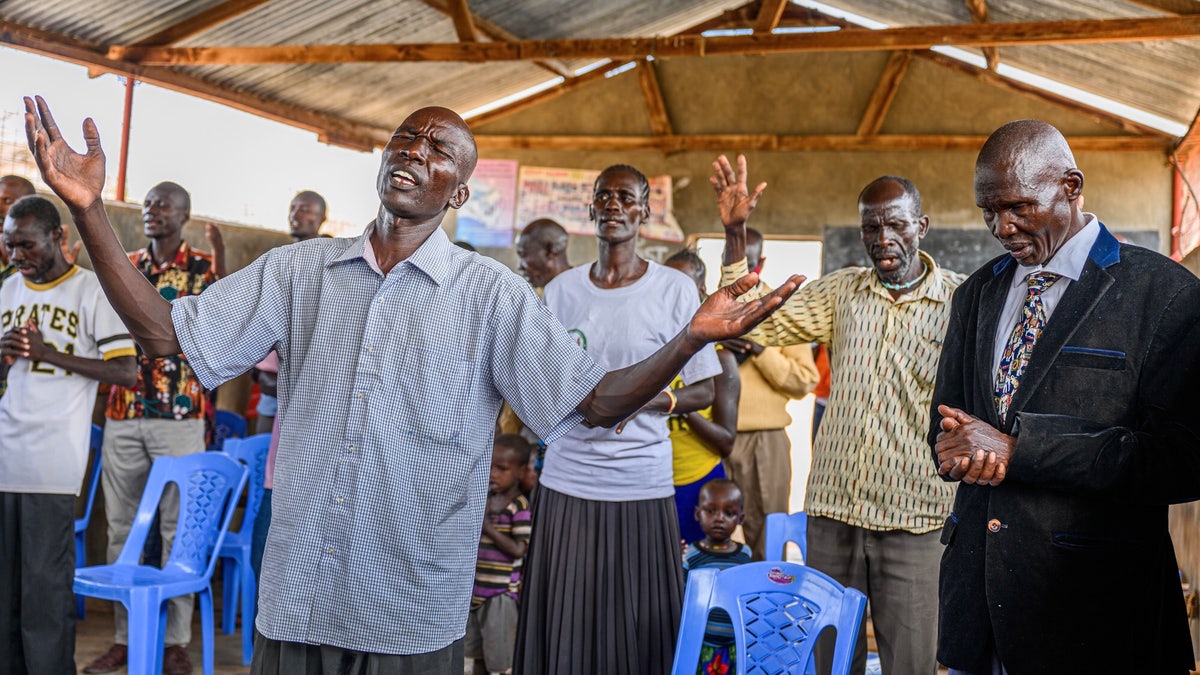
left=494, top=433, right=533, bottom=466
left=153, top=181, right=191, bottom=214
left=522, top=218, right=569, bottom=253
left=858, top=175, right=922, bottom=215
left=0, top=175, right=36, bottom=196
left=294, top=190, right=328, bottom=215
left=666, top=248, right=706, bottom=280
left=8, top=195, right=62, bottom=235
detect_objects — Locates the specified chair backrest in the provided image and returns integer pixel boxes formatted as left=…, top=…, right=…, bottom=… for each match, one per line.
left=220, top=433, right=272, bottom=534
left=209, top=410, right=248, bottom=451
left=79, top=424, right=104, bottom=525
left=115, top=453, right=248, bottom=579
left=672, top=561, right=866, bottom=675
left=764, top=511, right=808, bottom=563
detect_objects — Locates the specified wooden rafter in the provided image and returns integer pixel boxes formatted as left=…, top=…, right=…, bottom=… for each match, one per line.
left=466, top=3, right=1177, bottom=140
left=418, top=0, right=571, bottom=77
left=1125, top=0, right=1199, bottom=14
left=445, top=0, right=479, bottom=42
left=474, top=133, right=1171, bottom=153
left=0, top=20, right=391, bottom=151
left=636, top=59, right=672, bottom=136
left=856, top=50, right=912, bottom=137
left=963, top=0, right=1000, bottom=70
left=133, top=0, right=272, bottom=47
left=1176, top=104, right=1200, bottom=158
left=754, top=0, right=790, bottom=33
left=467, top=60, right=624, bottom=127
left=108, top=14, right=1200, bottom=65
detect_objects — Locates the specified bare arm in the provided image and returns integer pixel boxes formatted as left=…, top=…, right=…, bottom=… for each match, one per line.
left=205, top=223, right=227, bottom=279
left=24, top=96, right=180, bottom=357
left=682, top=348, right=741, bottom=458
left=481, top=516, right=528, bottom=560
left=578, top=272, right=802, bottom=427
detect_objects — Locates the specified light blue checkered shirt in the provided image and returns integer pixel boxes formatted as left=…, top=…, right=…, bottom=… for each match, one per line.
left=173, top=225, right=606, bottom=654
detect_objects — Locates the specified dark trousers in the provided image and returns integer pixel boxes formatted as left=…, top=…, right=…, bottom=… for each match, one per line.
left=0, top=491, right=77, bottom=675
left=251, top=631, right=464, bottom=674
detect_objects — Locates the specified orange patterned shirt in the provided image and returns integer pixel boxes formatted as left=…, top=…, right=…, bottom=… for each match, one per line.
left=105, top=242, right=216, bottom=421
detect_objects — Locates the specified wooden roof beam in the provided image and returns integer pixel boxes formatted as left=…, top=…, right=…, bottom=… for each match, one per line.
left=856, top=50, right=912, bottom=137
left=963, top=0, right=1000, bottom=70
left=416, top=0, right=571, bottom=77
left=1124, top=0, right=1199, bottom=14
left=466, top=59, right=627, bottom=127
left=474, top=133, right=1171, bottom=153
left=110, top=14, right=1200, bottom=64
left=0, top=20, right=391, bottom=151
left=1176, top=104, right=1200, bottom=158
left=133, top=0, right=273, bottom=47
left=445, top=0, right=479, bottom=42
left=754, top=0, right=790, bottom=33
left=636, top=59, right=672, bottom=136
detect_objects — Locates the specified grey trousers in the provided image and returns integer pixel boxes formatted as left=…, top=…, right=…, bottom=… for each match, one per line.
left=0, top=492, right=76, bottom=675
left=101, top=417, right=206, bottom=646
left=251, top=632, right=465, bottom=675
left=806, top=515, right=942, bottom=675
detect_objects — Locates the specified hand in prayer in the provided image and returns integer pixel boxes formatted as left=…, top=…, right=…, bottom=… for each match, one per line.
left=936, top=405, right=1014, bottom=486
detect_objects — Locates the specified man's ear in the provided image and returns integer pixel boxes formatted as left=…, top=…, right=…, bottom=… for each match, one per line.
left=1064, top=169, right=1084, bottom=202
left=449, top=183, right=470, bottom=210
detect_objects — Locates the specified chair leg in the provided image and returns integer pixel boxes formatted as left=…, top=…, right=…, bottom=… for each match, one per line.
left=200, top=587, right=215, bottom=675
left=75, top=533, right=86, bottom=619
left=125, top=594, right=167, bottom=675
left=221, top=558, right=238, bottom=635
left=241, top=559, right=256, bottom=665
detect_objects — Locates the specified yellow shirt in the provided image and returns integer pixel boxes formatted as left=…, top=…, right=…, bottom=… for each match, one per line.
left=722, top=251, right=965, bottom=533
left=669, top=371, right=721, bottom=486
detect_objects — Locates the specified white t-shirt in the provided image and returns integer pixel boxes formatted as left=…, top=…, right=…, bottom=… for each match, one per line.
left=0, top=266, right=135, bottom=494
left=540, top=262, right=721, bottom=501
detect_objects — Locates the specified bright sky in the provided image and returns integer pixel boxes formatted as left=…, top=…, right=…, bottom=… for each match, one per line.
left=0, top=46, right=385, bottom=235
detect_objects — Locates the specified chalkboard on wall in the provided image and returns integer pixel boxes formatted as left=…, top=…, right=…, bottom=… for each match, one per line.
left=821, top=225, right=1161, bottom=276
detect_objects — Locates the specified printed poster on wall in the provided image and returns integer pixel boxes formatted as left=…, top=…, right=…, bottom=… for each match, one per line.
left=455, top=159, right=519, bottom=248
left=515, top=166, right=684, bottom=243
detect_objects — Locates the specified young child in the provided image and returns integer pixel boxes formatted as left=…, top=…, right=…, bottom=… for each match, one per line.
left=466, top=434, right=533, bottom=675
left=682, top=479, right=750, bottom=675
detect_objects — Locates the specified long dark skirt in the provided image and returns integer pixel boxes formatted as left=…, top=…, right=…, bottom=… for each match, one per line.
left=514, top=487, right=685, bottom=675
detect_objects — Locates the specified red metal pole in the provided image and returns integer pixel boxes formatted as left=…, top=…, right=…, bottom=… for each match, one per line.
left=115, top=76, right=135, bottom=202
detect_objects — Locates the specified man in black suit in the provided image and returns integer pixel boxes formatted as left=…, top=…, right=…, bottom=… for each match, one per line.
left=930, top=119, right=1200, bottom=674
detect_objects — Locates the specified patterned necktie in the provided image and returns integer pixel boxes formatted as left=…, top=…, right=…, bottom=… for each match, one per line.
left=994, top=271, right=1061, bottom=423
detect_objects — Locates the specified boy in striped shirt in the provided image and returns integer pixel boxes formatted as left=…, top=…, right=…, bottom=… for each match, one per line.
left=466, top=434, right=532, bottom=675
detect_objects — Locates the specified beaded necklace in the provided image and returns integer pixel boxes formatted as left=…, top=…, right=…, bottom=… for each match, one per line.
left=878, top=261, right=928, bottom=291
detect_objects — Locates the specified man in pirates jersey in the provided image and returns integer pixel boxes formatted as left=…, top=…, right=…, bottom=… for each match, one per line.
left=0, top=194, right=136, bottom=675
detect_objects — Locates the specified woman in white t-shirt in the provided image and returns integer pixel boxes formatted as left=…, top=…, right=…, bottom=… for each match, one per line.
left=514, top=165, right=722, bottom=674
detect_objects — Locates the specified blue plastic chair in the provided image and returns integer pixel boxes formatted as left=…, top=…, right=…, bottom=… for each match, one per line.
left=671, top=561, right=867, bottom=675
left=217, top=433, right=272, bottom=665
left=74, top=453, right=248, bottom=675
left=208, top=410, right=247, bottom=452
left=74, top=424, right=105, bottom=618
left=764, top=511, right=808, bottom=563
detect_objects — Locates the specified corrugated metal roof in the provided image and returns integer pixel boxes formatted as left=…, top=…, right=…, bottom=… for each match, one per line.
left=826, top=0, right=1200, bottom=127
left=0, top=0, right=1196, bottom=147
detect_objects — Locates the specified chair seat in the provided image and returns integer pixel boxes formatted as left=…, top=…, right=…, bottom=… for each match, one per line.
left=75, top=563, right=213, bottom=600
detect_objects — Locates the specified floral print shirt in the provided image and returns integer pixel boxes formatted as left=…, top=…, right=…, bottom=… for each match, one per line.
left=105, top=242, right=216, bottom=421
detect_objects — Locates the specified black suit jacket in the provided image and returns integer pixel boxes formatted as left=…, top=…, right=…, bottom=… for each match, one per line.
left=929, top=224, right=1200, bottom=674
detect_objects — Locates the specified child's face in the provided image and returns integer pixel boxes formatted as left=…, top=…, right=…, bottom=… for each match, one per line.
left=695, top=485, right=744, bottom=543
left=489, top=446, right=525, bottom=496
